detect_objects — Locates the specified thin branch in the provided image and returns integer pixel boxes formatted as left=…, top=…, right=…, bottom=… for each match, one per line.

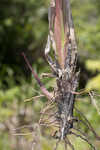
left=22, top=52, right=53, bottom=100
left=54, top=139, right=60, bottom=150
left=12, top=132, right=33, bottom=136
left=64, top=139, right=68, bottom=150
left=73, top=127, right=89, bottom=140
left=24, top=95, right=45, bottom=102
left=65, top=137, right=75, bottom=150
left=75, top=107, right=100, bottom=140
left=40, top=73, right=55, bottom=78
left=89, top=91, right=100, bottom=115
left=12, top=125, right=33, bottom=131
left=70, top=131, right=96, bottom=150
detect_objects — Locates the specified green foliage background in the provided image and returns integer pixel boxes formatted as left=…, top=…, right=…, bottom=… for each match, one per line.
left=0, top=0, right=100, bottom=149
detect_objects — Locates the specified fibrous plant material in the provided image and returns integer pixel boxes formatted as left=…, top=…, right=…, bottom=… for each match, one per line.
left=22, top=0, right=100, bottom=149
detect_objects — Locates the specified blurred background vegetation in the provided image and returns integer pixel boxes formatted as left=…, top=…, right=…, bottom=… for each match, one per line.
left=0, top=0, right=100, bottom=149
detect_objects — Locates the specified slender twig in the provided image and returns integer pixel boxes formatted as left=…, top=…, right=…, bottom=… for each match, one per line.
left=75, top=107, right=100, bottom=140
left=40, top=100, right=55, bottom=114
left=22, top=52, right=53, bottom=100
left=40, top=73, right=55, bottom=78
left=13, top=132, right=33, bottom=136
left=54, top=139, right=60, bottom=150
left=73, top=127, right=89, bottom=138
left=65, top=137, right=75, bottom=150
left=12, top=125, right=33, bottom=131
left=71, top=88, right=89, bottom=95
left=39, top=123, right=59, bottom=128
left=40, top=111, right=57, bottom=123
left=64, top=139, right=68, bottom=150
left=70, top=131, right=96, bottom=150
left=24, top=95, right=45, bottom=102
left=89, top=91, right=100, bottom=115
